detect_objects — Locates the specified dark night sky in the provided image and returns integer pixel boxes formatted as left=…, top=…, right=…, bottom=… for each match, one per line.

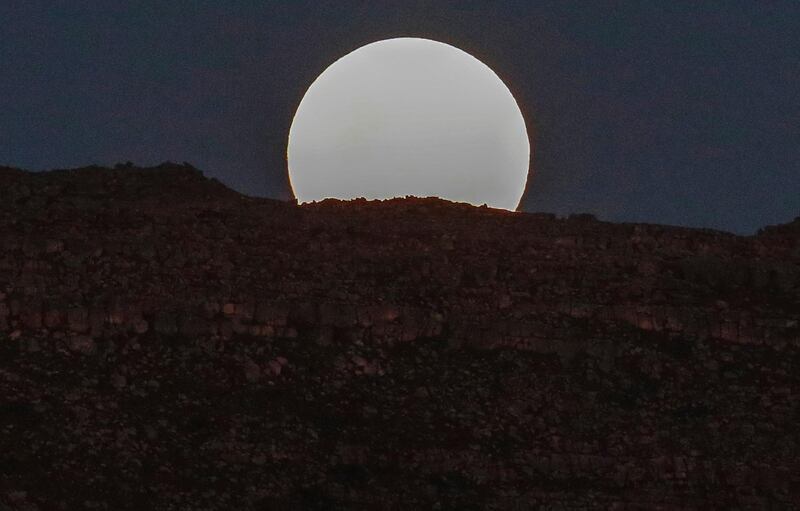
left=1, top=1, right=798, bottom=234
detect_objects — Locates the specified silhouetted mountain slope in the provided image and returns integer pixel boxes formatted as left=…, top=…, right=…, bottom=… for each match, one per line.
left=1, top=164, right=798, bottom=509
left=759, top=215, right=800, bottom=239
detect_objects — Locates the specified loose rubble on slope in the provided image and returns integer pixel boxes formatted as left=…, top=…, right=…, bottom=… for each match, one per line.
left=1, top=164, right=798, bottom=510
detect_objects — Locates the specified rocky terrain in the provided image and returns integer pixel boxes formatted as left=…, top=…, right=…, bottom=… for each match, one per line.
left=1, top=163, right=798, bottom=510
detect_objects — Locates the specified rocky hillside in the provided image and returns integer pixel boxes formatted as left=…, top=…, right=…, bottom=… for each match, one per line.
left=1, top=164, right=798, bottom=510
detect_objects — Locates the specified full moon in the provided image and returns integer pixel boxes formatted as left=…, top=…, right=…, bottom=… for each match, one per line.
left=287, top=37, right=530, bottom=211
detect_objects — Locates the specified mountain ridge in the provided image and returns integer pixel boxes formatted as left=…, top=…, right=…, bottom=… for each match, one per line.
left=0, top=163, right=798, bottom=509
left=3, top=162, right=798, bottom=235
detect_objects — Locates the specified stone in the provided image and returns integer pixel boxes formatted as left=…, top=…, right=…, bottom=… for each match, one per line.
left=68, top=335, right=95, bottom=354
left=132, top=318, right=149, bottom=334
left=243, top=359, right=261, bottom=383
left=67, top=308, right=89, bottom=333
left=111, top=373, right=127, bottom=389
left=0, top=302, right=10, bottom=329
left=267, top=360, right=282, bottom=376
left=43, top=309, right=65, bottom=329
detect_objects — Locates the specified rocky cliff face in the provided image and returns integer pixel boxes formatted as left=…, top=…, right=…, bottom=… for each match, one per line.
left=1, top=164, right=798, bottom=510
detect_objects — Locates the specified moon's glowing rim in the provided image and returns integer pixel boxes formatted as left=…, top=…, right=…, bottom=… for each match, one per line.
left=287, top=37, right=530, bottom=211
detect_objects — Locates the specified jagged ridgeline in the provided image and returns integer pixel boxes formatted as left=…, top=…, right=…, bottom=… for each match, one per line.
left=0, top=164, right=798, bottom=509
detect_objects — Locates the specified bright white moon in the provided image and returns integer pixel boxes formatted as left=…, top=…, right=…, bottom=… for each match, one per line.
left=287, top=37, right=530, bottom=210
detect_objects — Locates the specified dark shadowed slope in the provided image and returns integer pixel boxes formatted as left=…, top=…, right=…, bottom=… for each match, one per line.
left=0, top=164, right=798, bottom=510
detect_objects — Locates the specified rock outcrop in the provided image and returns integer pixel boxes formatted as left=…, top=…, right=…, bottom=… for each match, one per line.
left=0, top=164, right=798, bottom=509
